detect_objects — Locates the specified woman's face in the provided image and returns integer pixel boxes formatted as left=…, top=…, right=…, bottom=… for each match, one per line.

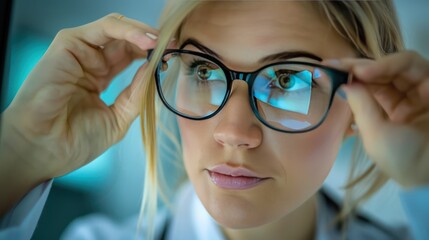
left=177, top=2, right=355, bottom=228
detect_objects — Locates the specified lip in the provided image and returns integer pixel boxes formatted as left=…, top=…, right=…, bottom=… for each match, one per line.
left=206, top=164, right=269, bottom=190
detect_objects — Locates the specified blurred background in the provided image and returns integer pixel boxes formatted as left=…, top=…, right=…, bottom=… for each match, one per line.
left=1, top=0, right=429, bottom=239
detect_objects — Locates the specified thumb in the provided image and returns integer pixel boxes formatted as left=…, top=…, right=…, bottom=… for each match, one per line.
left=110, top=62, right=148, bottom=140
left=343, top=82, right=387, bottom=153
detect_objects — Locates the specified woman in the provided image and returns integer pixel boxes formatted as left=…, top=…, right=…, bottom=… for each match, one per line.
left=0, top=0, right=428, bottom=239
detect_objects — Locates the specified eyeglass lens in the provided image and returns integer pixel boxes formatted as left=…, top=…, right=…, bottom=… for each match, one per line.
left=157, top=52, right=335, bottom=132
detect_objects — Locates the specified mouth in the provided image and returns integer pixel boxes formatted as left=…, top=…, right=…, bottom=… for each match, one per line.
left=206, top=165, right=270, bottom=190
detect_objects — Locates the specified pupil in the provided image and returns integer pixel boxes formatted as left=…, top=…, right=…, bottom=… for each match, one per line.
left=197, top=66, right=211, bottom=80
left=279, top=74, right=293, bottom=88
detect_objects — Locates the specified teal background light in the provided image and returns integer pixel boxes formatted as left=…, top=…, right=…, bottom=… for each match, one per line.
left=2, top=31, right=50, bottom=111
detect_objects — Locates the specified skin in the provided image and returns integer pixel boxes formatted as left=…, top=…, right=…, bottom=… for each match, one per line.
left=177, top=2, right=355, bottom=240
left=1, top=1, right=429, bottom=238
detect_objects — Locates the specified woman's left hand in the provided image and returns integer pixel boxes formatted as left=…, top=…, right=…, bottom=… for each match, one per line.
left=324, top=51, right=429, bottom=189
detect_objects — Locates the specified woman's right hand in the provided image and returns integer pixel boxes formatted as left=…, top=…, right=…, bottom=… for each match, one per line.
left=0, top=13, right=159, bottom=214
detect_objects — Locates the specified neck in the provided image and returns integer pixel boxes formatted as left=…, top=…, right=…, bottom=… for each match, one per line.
left=222, top=194, right=317, bottom=240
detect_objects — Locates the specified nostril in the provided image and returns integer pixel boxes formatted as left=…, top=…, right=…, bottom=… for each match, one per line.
left=237, top=143, right=250, bottom=149
left=214, top=130, right=259, bottom=149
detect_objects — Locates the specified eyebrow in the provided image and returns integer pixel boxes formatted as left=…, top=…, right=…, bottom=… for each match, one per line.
left=180, top=38, right=323, bottom=63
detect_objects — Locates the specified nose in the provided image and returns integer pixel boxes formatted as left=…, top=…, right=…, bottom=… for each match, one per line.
left=213, top=80, right=262, bottom=149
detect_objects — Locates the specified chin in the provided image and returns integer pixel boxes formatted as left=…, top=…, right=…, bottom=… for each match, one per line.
left=203, top=193, right=281, bottom=229
left=209, top=207, right=271, bottom=229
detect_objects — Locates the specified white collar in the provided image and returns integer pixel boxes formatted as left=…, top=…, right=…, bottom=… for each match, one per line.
left=167, top=182, right=224, bottom=240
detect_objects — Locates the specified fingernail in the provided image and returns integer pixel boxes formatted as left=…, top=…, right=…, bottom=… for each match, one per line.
left=145, top=32, right=158, bottom=40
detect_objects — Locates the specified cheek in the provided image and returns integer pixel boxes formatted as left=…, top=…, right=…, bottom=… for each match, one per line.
left=177, top=117, right=198, bottom=169
left=255, top=98, right=351, bottom=223
left=177, top=116, right=212, bottom=185
left=278, top=98, right=351, bottom=191
left=282, top=129, right=340, bottom=195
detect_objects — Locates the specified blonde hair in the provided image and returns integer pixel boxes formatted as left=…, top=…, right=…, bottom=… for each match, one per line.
left=136, top=1, right=404, bottom=239
left=316, top=0, right=404, bottom=225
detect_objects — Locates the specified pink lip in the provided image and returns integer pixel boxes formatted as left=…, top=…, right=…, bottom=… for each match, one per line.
left=207, top=164, right=269, bottom=190
left=209, top=164, right=263, bottom=178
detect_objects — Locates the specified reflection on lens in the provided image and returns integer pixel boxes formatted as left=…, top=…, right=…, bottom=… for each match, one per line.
left=158, top=52, right=227, bottom=118
left=277, top=119, right=311, bottom=130
left=253, top=64, right=332, bottom=131
left=257, top=101, right=312, bottom=130
left=254, top=69, right=312, bottom=115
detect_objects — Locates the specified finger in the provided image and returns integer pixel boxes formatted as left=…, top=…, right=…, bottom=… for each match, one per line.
left=416, top=79, right=429, bottom=104
left=77, top=13, right=159, bottom=50
left=59, top=39, right=140, bottom=93
left=68, top=35, right=149, bottom=93
left=324, top=53, right=429, bottom=83
left=102, top=38, right=147, bottom=65
left=322, top=58, right=371, bottom=86
left=101, top=39, right=147, bottom=72
left=323, top=56, right=424, bottom=92
left=343, top=80, right=425, bottom=124
left=110, top=62, right=148, bottom=140
left=63, top=38, right=109, bottom=85
left=365, top=83, right=404, bottom=120
left=94, top=41, right=147, bottom=92
left=355, top=51, right=429, bottom=83
left=95, top=59, right=140, bottom=93
left=324, top=56, right=428, bottom=113
left=343, top=82, right=387, bottom=150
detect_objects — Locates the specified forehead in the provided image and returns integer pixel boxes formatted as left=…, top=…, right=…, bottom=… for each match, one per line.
left=180, top=1, right=356, bottom=70
left=185, top=2, right=319, bottom=32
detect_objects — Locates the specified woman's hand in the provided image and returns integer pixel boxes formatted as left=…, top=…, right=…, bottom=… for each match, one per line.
left=0, top=13, right=159, bottom=214
left=325, top=51, right=429, bottom=189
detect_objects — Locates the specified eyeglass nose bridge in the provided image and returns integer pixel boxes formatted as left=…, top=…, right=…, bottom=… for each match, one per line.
left=230, top=71, right=253, bottom=83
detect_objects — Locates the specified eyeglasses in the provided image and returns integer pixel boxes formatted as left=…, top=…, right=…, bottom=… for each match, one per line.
left=148, top=49, right=350, bottom=133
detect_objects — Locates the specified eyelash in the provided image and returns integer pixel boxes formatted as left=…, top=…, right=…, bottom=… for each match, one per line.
left=186, top=59, right=217, bottom=76
left=263, top=70, right=319, bottom=90
left=185, top=58, right=320, bottom=90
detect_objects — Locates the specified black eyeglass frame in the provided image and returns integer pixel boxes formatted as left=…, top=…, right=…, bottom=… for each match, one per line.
left=148, top=49, right=351, bottom=134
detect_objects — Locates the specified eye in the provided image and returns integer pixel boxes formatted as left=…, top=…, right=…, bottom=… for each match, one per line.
left=277, top=73, right=295, bottom=89
left=197, top=65, right=213, bottom=80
